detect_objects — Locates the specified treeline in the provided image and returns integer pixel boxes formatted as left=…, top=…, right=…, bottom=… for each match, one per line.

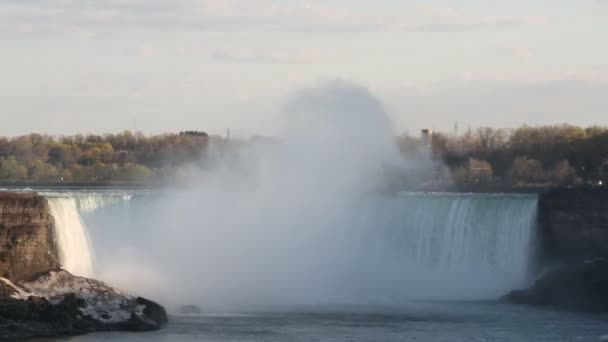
left=400, top=124, right=608, bottom=187
left=2, top=125, right=608, bottom=187
left=0, top=131, right=214, bottom=183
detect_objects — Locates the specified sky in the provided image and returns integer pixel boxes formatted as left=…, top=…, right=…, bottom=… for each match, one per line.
left=1, top=0, right=607, bottom=137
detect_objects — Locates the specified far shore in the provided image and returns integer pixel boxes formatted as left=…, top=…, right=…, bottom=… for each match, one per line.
left=0, top=180, right=158, bottom=189
left=1, top=180, right=607, bottom=195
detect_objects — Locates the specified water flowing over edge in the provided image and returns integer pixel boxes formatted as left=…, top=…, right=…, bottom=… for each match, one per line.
left=47, top=197, right=95, bottom=277
left=40, top=190, right=538, bottom=304
left=351, top=192, right=538, bottom=300
left=43, top=192, right=134, bottom=277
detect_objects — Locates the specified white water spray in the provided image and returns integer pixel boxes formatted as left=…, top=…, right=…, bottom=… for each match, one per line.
left=47, top=198, right=95, bottom=277
left=75, top=82, right=540, bottom=310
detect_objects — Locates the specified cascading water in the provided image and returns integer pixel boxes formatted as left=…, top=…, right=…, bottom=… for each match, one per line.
left=43, top=192, right=134, bottom=279
left=347, top=192, right=538, bottom=300
left=74, top=193, right=134, bottom=214
left=39, top=192, right=134, bottom=214
left=73, top=189, right=539, bottom=308
left=29, top=186, right=541, bottom=311
left=47, top=198, right=95, bottom=277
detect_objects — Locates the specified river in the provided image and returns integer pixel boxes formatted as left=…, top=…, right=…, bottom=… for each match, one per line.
left=7, top=188, right=606, bottom=341
left=58, top=302, right=608, bottom=341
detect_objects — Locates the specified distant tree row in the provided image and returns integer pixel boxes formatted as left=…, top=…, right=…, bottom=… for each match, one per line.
left=0, top=131, right=214, bottom=183
left=400, top=124, right=608, bottom=187
left=2, top=124, right=608, bottom=187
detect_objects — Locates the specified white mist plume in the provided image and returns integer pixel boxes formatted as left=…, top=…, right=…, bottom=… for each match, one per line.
left=93, top=81, right=410, bottom=309
left=89, top=81, right=535, bottom=311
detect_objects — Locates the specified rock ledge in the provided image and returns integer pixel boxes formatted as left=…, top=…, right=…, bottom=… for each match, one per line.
left=503, top=261, right=608, bottom=313
left=0, top=270, right=167, bottom=339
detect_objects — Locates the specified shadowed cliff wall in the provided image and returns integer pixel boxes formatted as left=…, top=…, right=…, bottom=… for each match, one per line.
left=539, top=188, right=608, bottom=266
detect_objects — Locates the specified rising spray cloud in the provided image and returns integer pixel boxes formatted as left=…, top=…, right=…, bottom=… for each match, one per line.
left=89, top=81, right=535, bottom=312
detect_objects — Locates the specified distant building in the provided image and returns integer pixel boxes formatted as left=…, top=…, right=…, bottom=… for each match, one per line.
left=467, top=158, right=493, bottom=183
left=179, top=131, right=209, bottom=137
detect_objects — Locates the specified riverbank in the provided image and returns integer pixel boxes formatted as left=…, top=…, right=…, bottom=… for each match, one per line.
left=2, top=180, right=606, bottom=193
left=0, top=181, right=155, bottom=189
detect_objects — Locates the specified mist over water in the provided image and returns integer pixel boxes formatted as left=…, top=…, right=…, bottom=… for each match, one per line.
left=80, top=82, right=537, bottom=311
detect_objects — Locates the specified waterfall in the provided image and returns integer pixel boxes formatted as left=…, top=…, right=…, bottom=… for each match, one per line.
left=44, top=193, right=133, bottom=278
left=349, top=192, right=538, bottom=299
left=39, top=192, right=134, bottom=214
left=43, top=189, right=538, bottom=304
left=73, top=193, right=133, bottom=214
left=47, top=198, right=95, bottom=277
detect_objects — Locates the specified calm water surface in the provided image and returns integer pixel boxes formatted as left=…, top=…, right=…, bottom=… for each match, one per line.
left=40, top=302, right=608, bottom=342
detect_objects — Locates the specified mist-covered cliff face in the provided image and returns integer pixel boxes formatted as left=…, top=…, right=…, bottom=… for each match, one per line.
left=0, top=193, right=59, bottom=281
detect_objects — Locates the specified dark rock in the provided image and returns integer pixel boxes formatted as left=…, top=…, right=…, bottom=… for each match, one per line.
left=137, top=297, right=168, bottom=326
left=504, top=261, right=608, bottom=312
left=117, top=311, right=162, bottom=332
left=0, top=280, right=18, bottom=299
left=0, top=296, right=89, bottom=339
left=539, top=188, right=608, bottom=265
left=0, top=271, right=170, bottom=338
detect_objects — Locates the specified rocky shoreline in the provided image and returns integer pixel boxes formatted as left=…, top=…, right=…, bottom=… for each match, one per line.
left=0, top=270, right=167, bottom=339
left=501, top=187, right=608, bottom=314
left=0, top=192, right=167, bottom=339
left=503, top=260, right=608, bottom=313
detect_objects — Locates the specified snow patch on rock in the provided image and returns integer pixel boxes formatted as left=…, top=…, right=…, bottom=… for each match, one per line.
left=14, top=270, right=145, bottom=324
left=0, top=277, right=30, bottom=300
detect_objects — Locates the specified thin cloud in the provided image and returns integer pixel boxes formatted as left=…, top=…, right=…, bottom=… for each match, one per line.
left=384, top=76, right=608, bottom=133
left=403, top=5, right=546, bottom=31
left=212, top=49, right=337, bottom=64
left=0, top=1, right=546, bottom=36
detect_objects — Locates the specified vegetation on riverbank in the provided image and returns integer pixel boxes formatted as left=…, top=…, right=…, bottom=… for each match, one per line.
left=0, top=131, right=213, bottom=183
left=400, top=124, right=608, bottom=187
left=1, top=124, right=607, bottom=187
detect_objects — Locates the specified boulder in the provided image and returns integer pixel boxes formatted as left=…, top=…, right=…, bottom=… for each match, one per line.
left=0, top=270, right=168, bottom=338
left=503, top=261, right=608, bottom=312
left=178, top=304, right=202, bottom=315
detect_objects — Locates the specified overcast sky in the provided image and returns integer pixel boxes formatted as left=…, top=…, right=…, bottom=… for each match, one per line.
left=1, top=0, right=607, bottom=137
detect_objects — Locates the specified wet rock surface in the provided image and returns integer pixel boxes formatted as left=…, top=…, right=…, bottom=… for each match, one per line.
left=505, top=188, right=608, bottom=314
left=0, top=270, right=168, bottom=339
left=504, top=261, right=608, bottom=313
left=538, top=187, right=608, bottom=265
